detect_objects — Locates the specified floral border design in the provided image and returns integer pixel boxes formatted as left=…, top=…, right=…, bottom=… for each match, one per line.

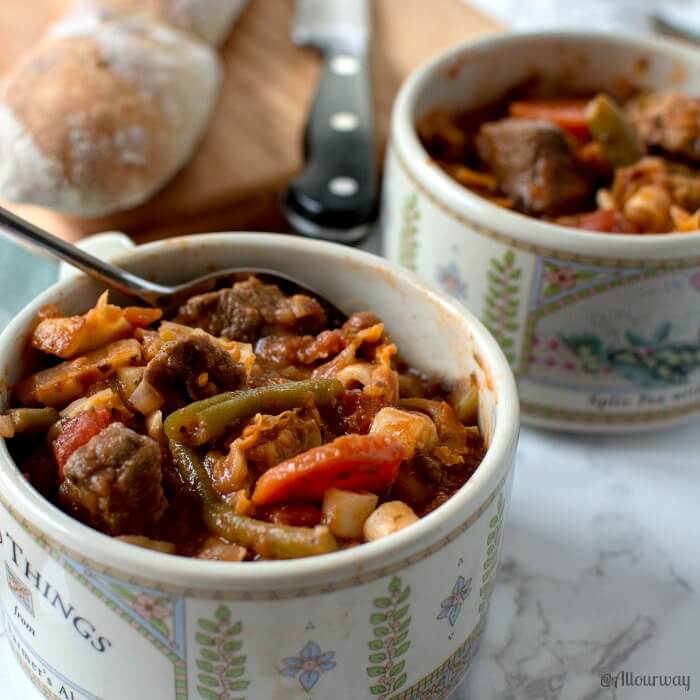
left=367, top=576, right=412, bottom=698
left=195, top=604, right=249, bottom=700
left=389, top=619, right=485, bottom=700
left=561, top=322, right=700, bottom=388
left=516, top=257, right=700, bottom=423
left=519, top=264, right=663, bottom=376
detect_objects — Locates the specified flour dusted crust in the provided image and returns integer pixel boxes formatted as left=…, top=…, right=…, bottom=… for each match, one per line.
left=74, top=0, right=247, bottom=45
left=0, top=13, right=221, bottom=216
left=0, top=1, right=247, bottom=216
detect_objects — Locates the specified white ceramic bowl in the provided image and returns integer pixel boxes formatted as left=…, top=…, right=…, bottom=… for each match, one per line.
left=0, top=233, right=518, bottom=700
left=382, top=31, right=700, bottom=432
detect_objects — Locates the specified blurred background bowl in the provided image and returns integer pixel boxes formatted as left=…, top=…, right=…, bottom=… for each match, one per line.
left=382, top=30, right=700, bottom=432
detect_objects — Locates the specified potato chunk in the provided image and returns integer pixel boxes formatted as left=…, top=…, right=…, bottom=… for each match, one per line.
left=363, top=501, right=419, bottom=541
left=322, top=488, right=378, bottom=539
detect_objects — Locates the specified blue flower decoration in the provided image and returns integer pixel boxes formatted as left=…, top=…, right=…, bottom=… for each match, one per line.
left=280, top=640, right=337, bottom=691
left=437, top=261, right=467, bottom=300
left=437, top=575, right=472, bottom=627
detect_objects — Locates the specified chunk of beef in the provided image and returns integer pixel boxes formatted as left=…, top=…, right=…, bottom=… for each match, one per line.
left=145, top=333, right=246, bottom=405
left=255, top=329, right=346, bottom=366
left=627, top=93, right=700, bottom=162
left=59, top=423, right=166, bottom=536
left=476, top=118, right=592, bottom=215
left=175, top=277, right=327, bottom=342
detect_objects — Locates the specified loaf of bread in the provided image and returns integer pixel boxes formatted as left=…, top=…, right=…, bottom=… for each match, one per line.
left=0, top=1, right=245, bottom=217
left=73, top=0, right=247, bottom=45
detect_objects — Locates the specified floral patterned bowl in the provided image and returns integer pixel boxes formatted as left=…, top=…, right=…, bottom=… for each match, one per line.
left=382, top=31, right=700, bottom=432
left=0, top=233, right=519, bottom=700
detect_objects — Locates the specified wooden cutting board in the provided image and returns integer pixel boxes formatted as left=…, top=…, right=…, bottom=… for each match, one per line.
left=0, top=0, right=500, bottom=242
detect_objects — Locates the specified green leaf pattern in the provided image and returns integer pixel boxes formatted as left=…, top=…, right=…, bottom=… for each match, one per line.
left=195, top=605, right=249, bottom=700
left=367, top=576, right=412, bottom=698
left=483, top=250, right=522, bottom=365
left=479, top=492, right=505, bottom=617
left=398, top=193, right=420, bottom=272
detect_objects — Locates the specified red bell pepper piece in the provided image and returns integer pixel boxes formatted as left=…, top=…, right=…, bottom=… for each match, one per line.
left=509, top=98, right=591, bottom=137
left=251, top=434, right=408, bottom=506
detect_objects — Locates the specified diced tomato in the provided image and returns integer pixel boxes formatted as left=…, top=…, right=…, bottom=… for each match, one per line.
left=53, top=408, right=111, bottom=477
left=123, top=307, right=163, bottom=328
left=575, top=209, right=639, bottom=234
left=509, top=98, right=591, bottom=137
left=251, top=434, right=408, bottom=506
left=267, top=503, right=323, bottom=527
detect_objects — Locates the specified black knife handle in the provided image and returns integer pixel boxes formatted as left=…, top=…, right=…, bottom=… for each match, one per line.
left=284, top=52, right=376, bottom=243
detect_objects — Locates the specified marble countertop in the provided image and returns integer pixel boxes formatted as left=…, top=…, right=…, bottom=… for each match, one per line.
left=4, top=422, right=699, bottom=699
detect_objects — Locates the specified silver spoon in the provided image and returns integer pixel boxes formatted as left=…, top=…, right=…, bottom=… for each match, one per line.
left=0, top=206, right=346, bottom=321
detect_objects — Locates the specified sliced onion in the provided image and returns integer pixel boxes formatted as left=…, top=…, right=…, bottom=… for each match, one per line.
left=145, top=409, right=163, bottom=442
left=116, top=366, right=145, bottom=400
left=129, top=378, right=164, bottom=415
left=59, top=396, right=90, bottom=419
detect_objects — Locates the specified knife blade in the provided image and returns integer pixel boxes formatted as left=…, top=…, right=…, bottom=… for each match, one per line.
left=284, top=0, right=376, bottom=244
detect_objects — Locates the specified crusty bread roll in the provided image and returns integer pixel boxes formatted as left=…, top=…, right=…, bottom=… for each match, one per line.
left=71, top=0, right=247, bottom=45
left=0, top=2, right=244, bottom=217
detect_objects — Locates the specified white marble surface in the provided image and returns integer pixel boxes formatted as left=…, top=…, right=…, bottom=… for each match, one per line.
left=3, top=422, right=699, bottom=699
left=469, top=0, right=677, bottom=32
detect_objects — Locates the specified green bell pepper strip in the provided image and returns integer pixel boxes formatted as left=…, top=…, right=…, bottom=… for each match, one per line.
left=164, top=378, right=344, bottom=446
left=585, top=93, right=643, bottom=167
left=168, top=439, right=339, bottom=559
left=169, top=440, right=218, bottom=505
left=203, top=504, right=338, bottom=559
left=2, top=407, right=60, bottom=436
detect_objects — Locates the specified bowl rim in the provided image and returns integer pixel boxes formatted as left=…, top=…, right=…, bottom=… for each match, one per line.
left=0, top=233, right=519, bottom=590
left=392, top=29, right=700, bottom=257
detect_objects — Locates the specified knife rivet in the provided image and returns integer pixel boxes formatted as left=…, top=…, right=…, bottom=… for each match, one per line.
left=329, top=177, right=359, bottom=196
left=330, top=55, right=360, bottom=75
left=330, top=112, right=359, bottom=132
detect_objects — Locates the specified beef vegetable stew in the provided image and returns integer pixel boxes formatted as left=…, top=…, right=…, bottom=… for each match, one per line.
left=418, top=82, right=700, bottom=234
left=1, top=277, right=485, bottom=561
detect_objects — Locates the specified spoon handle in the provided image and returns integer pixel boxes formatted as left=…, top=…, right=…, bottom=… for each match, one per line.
left=0, top=207, right=170, bottom=305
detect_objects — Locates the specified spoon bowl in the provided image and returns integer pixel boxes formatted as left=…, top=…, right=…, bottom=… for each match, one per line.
left=0, top=206, right=346, bottom=320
